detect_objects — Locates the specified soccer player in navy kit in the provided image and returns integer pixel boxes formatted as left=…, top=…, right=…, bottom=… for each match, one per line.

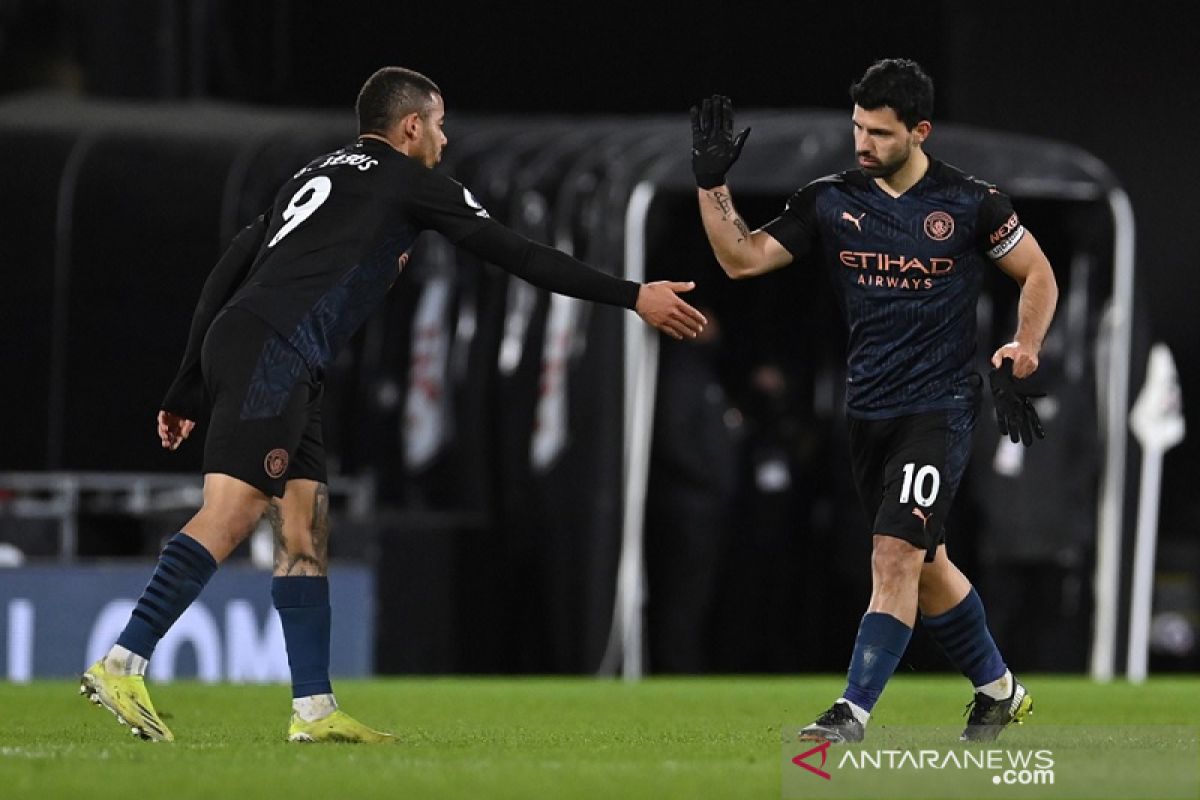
left=80, top=67, right=707, bottom=743
left=691, top=59, right=1057, bottom=742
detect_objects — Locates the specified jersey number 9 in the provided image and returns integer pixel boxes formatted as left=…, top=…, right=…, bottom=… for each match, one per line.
left=269, top=176, right=333, bottom=248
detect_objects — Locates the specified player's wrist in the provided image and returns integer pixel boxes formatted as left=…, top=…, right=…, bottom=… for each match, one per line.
left=1007, top=329, right=1042, bottom=348
left=695, top=173, right=727, bottom=190
left=1013, top=336, right=1041, bottom=353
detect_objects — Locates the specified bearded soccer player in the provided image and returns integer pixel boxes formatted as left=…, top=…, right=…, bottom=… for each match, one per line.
left=80, top=66, right=706, bottom=744
left=691, top=58, right=1056, bottom=742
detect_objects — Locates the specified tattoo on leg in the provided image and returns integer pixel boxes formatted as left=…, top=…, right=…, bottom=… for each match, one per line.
left=308, top=484, right=330, bottom=574
left=266, top=500, right=287, bottom=573
left=270, top=484, right=331, bottom=577
left=285, top=553, right=324, bottom=576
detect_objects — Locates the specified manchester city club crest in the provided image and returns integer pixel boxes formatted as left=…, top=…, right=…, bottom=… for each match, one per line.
left=264, top=448, right=289, bottom=479
left=923, top=211, right=955, bottom=241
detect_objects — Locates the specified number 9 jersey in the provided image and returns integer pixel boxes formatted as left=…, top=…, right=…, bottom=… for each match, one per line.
left=228, top=137, right=492, bottom=378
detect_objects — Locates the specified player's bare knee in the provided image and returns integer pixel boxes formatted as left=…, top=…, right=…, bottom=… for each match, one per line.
left=184, top=501, right=265, bottom=558
left=872, top=536, right=923, bottom=580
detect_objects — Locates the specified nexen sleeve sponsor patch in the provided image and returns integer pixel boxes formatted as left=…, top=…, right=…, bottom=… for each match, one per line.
left=976, top=187, right=1025, bottom=260
left=985, top=213, right=1026, bottom=260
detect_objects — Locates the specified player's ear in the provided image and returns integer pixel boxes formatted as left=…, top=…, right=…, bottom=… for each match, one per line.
left=912, top=120, right=932, bottom=145
left=401, top=111, right=423, bottom=141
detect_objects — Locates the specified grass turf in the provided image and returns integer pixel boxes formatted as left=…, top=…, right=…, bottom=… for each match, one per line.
left=0, top=675, right=1197, bottom=799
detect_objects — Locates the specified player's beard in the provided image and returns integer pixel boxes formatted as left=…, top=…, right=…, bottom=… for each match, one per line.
left=414, top=126, right=442, bottom=167
left=859, top=147, right=909, bottom=178
left=420, top=140, right=441, bottom=167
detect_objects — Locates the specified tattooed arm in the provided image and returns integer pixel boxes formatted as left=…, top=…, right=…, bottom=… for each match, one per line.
left=697, top=186, right=794, bottom=279
left=690, top=94, right=793, bottom=279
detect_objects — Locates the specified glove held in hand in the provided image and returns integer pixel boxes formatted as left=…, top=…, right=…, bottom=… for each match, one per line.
left=988, top=359, right=1046, bottom=447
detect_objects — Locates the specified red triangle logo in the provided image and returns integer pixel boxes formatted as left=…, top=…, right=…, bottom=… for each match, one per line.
left=792, top=740, right=832, bottom=780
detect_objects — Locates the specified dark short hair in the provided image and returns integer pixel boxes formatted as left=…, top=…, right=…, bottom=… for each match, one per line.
left=849, top=58, right=934, bottom=129
left=356, top=67, right=442, bottom=135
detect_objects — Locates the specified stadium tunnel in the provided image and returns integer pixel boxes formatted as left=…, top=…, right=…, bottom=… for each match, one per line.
left=0, top=97, right=1147, bottom=679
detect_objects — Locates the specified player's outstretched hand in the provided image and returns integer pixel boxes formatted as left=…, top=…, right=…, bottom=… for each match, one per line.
left=988, top=359, right=1045, bottom=447
left=635, top=281, right=707, bottom=340
left=157, top=409, right=196, bottom=451
left=690, top=95, right=751, bottom=189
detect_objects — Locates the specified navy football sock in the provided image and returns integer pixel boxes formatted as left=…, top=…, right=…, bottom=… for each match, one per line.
left=921, top=587, right=1007, bottom=687
left=272, top=576, right=333, bottom=698
left=116, top=532, right=218, bottom=659
left=842, top=612, right=912, bottom=713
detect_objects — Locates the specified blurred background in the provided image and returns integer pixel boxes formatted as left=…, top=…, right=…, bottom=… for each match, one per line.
left=0, top=1, right=1196, bottom=682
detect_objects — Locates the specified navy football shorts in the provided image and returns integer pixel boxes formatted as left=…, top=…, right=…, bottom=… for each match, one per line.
left=847, top=408, right=976, bottom=561
left=200, top=308, right=327, bottom=497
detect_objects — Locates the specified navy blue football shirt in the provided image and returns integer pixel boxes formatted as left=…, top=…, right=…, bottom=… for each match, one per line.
left=763, top=157, right=1025, bottom=419
left=228, top=138, right=492, bottom=376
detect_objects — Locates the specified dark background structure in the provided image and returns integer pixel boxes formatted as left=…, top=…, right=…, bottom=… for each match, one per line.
left=1, top=1, right=1196, bottom=674
left=5, top=0, right=1194, bottom=537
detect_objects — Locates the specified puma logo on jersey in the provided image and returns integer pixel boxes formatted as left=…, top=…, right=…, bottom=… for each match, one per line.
left=841, top=211, right=866, bottom=232
left=912, top=507, right=932, bottom=528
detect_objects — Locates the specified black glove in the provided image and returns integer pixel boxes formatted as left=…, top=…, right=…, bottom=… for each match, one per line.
left=689, top=95, right=751, bottom=189
left=988, top=359, right=1045, bottom=446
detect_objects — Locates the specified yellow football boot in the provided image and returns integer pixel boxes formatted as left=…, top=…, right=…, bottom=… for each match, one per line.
left=286, top=709, right=397, bottom=743
left=80, top=659, right=174, bottom=742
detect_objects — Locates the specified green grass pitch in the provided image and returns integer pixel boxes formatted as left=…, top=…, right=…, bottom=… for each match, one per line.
left=1, top=675, right=1197, bottom=799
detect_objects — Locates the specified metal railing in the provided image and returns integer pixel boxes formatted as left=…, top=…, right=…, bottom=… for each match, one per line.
left=0, top=471, right=375, bottom=562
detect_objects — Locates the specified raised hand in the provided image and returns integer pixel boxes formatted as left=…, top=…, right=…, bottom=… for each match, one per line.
left=690, top=95, right=751, bottom=189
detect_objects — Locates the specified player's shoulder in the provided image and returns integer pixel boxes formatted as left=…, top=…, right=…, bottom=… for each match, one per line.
left=787, top=171, right=866, bottom=207
left=410, top=165, right=490, bottom=215
left=799, top=170, right=868, bottom=194
left=926, top=157, right=1006, bottom=200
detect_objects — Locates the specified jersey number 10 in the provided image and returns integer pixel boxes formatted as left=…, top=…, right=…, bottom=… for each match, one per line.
left=899, top=462, right=941, bottom=507
left=269, top=176, right=333, bottom=248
